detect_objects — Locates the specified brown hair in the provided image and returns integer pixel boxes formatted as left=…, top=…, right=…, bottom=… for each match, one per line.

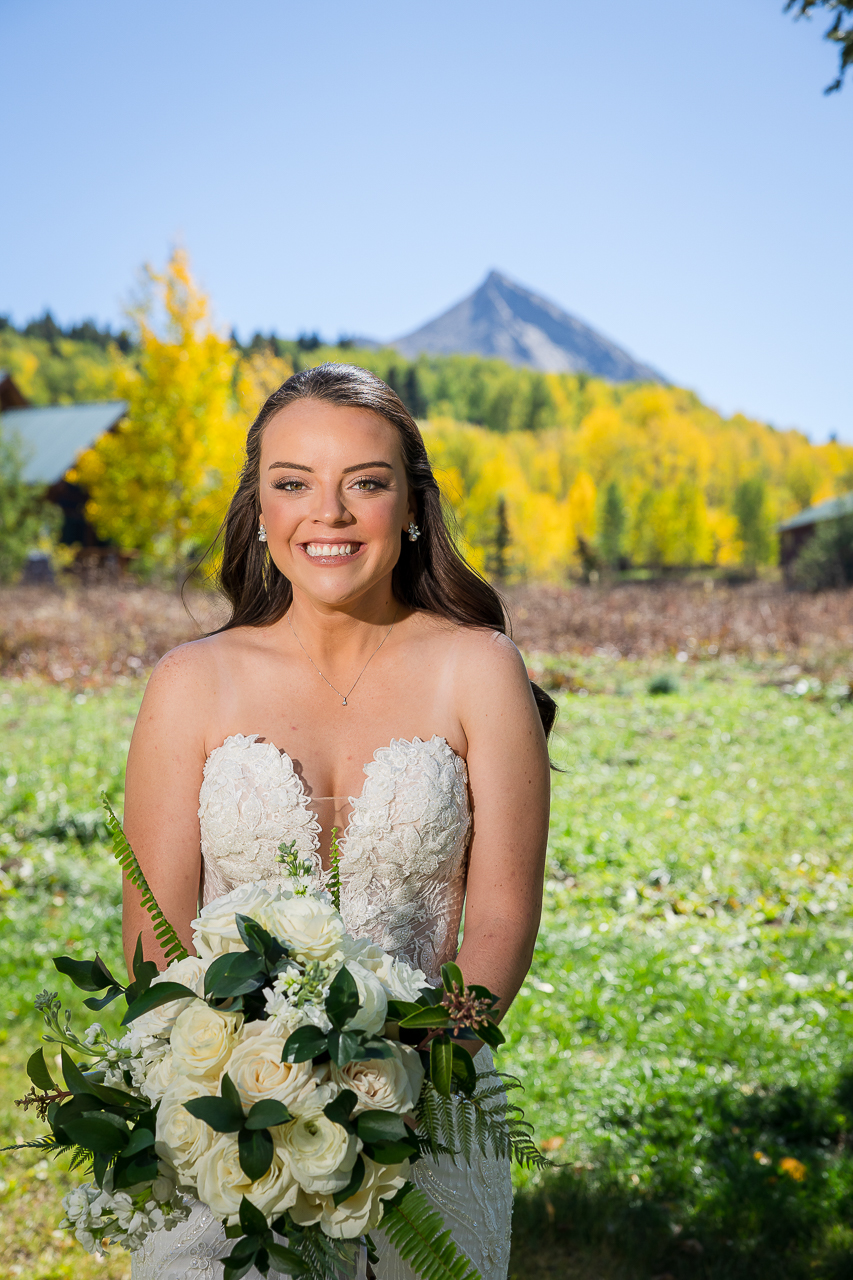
left=213, top=362, right=557, bottom=738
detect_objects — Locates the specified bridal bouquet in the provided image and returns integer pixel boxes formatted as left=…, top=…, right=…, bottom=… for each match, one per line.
left=10, top=800, right=543, bottom=1280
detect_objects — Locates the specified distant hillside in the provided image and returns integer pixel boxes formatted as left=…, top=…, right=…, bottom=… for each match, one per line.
left=394, top=270, right=666, bottom=383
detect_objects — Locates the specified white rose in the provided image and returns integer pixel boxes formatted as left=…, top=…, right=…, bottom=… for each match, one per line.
left=288, top=1187, right=325, bottom=1226
left=332, top=1043, right=424, bottom=1116
left=320, top=1155, right=410, bottom=1239
left=346, top=962, right=388, bottom=1036
left=195, top=1134, right=298, bottom=1223
left=278, top=1112, right=360, bottom=1194
left=340, top=938, right=387, bottom=971
left=139, top=1047, right=178, bottom=1104
left=170, top=1001, right=242, bottom=1081
left=374, top=954, right=429, bottom=1003
left=226, top=1022, right=326, bottom=1113
left=260, top=894, right=346, bottom=963
left=191, top=883, right=273, bottom=960
left=154, top=1077, right=217, bottom=1183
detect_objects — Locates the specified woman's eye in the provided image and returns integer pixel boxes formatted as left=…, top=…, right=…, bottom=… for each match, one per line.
left=352, top=477, right=386, bottom=491
left=273, top=479, right=307, bottom=491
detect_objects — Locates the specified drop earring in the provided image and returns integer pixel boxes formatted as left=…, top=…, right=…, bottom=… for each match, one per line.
left=258, top=525, right=267, bottom=543
left=407, top=521, right=421, bottom=542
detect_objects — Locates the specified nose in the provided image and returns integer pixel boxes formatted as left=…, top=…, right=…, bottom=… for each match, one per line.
left=312, top=481, right=355, bottom=527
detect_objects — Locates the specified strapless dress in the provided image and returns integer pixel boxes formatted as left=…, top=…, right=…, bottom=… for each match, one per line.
left=132, top=733, right=512, bottom=1280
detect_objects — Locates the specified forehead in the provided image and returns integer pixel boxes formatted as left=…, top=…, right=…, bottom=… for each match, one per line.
left=261, top=399, right=403, bottom=466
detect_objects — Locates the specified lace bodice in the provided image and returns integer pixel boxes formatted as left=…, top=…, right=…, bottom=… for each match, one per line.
left=198, top=733, right=471, bottom=983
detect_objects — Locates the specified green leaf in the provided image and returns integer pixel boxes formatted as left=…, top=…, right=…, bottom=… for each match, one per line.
left=364, top=1137, right=418, bottom=1165
left=323, top=1088, right=357, bottom=1129
left=63, top=1111, right=129, bottom=1154
left=451, top=1044, right=477, bottom=1096
left=417, top=986, right=445, bottom=1007
left=386, top=998, right=422, bottom=1021
left=333, top=1153, right=366, bottom=1206
left=327, top=1029, right=362, bottom=1067
left=235, top=913, right=286, bottom=964
left=121, top=1127, right=156, bottom=1160
left=282, top=1025, right=328, bottom=1063
left=359, top=1037, right=396, bottom=1060
left=27, top=1048, right=57, bottom=1092
left=430, top=1036, right=454, bottom=1098
left=184, top=1080, right=245, bottom=1133
left=325, top=964, right=360, bottom=1031
left=53, top=956, right=112, bottom=992
left=83, top=986, right=124, bottom=1011
left=441, top=962, right=464, bottom=993
left=60, top=1047, right=97, bottom=1097
left=238, top=1126, right=274, bottom=1180
left=238, top=1194, right=269, bottom=1237
left=245, top=1099, right=292, bottom=1130
left=131, top=934, right=159, bottom=993
left=399, top=1006, right=452, bottom=1029
left=266, top=1240, right=307, bottom=1273
left=121, top=981, right=199, bottom=1026
left=357, top=1110, right=407, bottom=1144
left=204, top=951, right=266, bottom=1000
left=476, top=1020, right=506, bottom=1049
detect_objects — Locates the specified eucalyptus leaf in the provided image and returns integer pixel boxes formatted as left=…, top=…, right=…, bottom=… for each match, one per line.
left=356, top=1109, right=407, bottom=1144
left=245, top=1099, right=292, bottom=1130
left=325, top=964, right=360, bottom=1031
left=121, top=981, right=199, bottom=1026
left=282, top=1025, right=328, bottom=1063
left=27, top=1047, right=57, bottom=1092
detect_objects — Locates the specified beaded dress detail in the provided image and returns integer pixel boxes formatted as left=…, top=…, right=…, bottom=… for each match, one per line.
left=132, top=733, right=512, bottom=1280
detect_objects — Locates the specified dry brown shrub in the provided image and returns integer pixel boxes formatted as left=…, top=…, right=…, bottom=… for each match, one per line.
left=0, top=586, right=227, bottom=686
left=1, top=581, right=851, bottom=687
left=504, top=581, right=853, bottom=671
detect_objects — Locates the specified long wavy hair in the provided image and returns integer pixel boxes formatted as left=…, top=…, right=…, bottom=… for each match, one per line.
left=212, top=362, right=557, bottom=738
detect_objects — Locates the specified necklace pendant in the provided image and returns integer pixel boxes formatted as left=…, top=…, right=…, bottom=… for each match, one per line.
left=342, top=698, right=347, bottom=707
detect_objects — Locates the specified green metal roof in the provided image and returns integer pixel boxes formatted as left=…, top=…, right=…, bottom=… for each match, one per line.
left=778, top=490, right=853, bottom=532
left=1, top=401, right=127, bottom=484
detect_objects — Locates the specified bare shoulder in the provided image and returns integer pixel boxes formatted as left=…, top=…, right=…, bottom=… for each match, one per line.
left=134, top=633, right=234, bottom=738
left=452, top=624, right=529, bottom=684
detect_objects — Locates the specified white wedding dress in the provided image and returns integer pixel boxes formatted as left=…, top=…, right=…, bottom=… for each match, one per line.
left=132, top=733, right=512, bottom=1280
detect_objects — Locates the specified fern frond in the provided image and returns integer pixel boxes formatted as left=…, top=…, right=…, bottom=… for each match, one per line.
left=101, top=793, right=188, bottom=962
left=327, top=828, right=342, bottom=913
left=381, top=1184, right=481, bottom=1280
left=416, top=1073, right=548, bottom=1170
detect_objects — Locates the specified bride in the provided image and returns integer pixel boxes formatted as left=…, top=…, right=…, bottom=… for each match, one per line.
left=122, top=363, right=553, bottom=1279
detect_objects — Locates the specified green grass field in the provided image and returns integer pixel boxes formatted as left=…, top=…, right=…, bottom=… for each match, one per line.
left=1, top=659, right=852, bottom=1278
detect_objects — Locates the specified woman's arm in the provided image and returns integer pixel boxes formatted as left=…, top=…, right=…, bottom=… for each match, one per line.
left=122, top=643, right=213, bottom=972
left=453, top=630, right=551, bottom=1020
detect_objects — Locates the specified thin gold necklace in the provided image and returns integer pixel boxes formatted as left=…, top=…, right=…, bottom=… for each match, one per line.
left=286, top=607, right=399, bottom=707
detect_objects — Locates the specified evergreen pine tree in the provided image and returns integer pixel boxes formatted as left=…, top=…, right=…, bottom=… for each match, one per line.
left=598, top=480, right=626, bottom=567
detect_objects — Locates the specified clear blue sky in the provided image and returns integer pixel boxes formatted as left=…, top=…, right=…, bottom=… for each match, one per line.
left=3, top=0, right=851, bottom=441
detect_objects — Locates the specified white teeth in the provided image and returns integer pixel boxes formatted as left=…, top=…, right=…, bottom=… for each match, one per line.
left=306, top=543, right=354, bottom=558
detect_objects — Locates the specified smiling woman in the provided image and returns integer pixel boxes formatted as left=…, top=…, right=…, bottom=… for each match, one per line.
left=122, top=362, right=554, bottom=1280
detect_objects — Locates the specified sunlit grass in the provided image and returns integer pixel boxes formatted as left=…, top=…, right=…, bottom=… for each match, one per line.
left=1, top=665, right=852, bottom=1277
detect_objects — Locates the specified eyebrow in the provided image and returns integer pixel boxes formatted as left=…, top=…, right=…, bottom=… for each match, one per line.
left=267, top=461, right=395, bottom=474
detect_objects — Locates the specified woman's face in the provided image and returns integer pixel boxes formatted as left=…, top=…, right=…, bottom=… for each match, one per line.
left=258, top=398, right=415, bottom=610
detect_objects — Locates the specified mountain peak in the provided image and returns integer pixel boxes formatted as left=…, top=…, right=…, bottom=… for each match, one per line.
left=394, top=271, right=665, bottom=383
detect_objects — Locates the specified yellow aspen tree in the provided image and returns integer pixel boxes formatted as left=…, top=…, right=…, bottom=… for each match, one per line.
left=70, top=249, right=243, bottom=568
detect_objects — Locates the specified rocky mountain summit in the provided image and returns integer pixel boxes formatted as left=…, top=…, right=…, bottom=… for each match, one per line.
left=394, top=270, right=665, bottom=382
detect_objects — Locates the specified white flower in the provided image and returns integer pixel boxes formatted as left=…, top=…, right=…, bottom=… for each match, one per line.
left=331, top=1043, right=424, bottom=1116
left=278, top=1112, right=360, bottom=1195
left=151, top=1162, right=178, bottom=1203
left=260, top=893, right=346, bottom=963
left=170, top=1001, right=242, bottom=1081
left=138, top=1047, right=178, bottom=1104
left=320, top=1155, right=410, bottom=1238
left=195, top=1134, right=298, bottom=1223
left=346, top=962, right=388, bottom=1036
left=374, top=955, right=429, bottom=1003
left=226, top=1022, right=330, bottom=1113
left=191, top=882, right=273, bottom=960
left=154, top=1077, right=217, bottom=1183
left=132, top=956, right=208, bottom=1040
